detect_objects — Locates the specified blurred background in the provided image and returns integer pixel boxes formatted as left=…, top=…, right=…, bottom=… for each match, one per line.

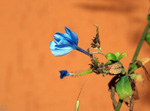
left=0, top=0, right=150, bottom=111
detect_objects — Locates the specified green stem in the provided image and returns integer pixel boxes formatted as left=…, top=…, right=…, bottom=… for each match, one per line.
left=127, top=20, right=150, bottom=74
left=131, top=21, right=150, bottom=62
left=115, top=17, right=150, bottom=111
left=115, top=99, right=123, bottom=111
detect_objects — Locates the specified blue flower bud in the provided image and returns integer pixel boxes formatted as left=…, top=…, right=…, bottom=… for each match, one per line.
left=59, top=70, right=70, bottom=79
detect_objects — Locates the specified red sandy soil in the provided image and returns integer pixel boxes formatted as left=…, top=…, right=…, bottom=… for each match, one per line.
left=0, top=0, right=150, bottom=111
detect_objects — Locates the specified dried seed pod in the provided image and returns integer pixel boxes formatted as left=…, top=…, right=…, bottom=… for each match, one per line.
left=91, top=25, right=100, bottom=49
left=108, top=62, right=122, bottom=75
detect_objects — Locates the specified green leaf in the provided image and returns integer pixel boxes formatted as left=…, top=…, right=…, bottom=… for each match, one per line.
left=116, top=75, right=132, bottom=102
left=106, top=53, right=117, bottom=61
left=118, top=52, right=128, bottom=61
left=129, top=64, right=138, bottom=74
left=145, top=32, right=150, bottom=45
left=115, top=52, right=120, bottom=60
left=105, top=60, right=113, bottom=66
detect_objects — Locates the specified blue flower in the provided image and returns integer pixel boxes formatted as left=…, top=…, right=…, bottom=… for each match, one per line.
left=49, top=26, right=90, bottom=56
left=59, top=70, right=70, bottom=79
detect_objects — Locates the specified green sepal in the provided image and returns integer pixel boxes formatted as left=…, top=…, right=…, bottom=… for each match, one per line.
left=71, top=69, right=93, bottom=77
left=145, top=32, right=150, bottom=45
left=93, top=57, right=99, bottom=69
left=106, top=53, right=117, bottom=61
left=79, top=69, right=93, bottom=75
left=116, top=75, right=132, bottom=102
left=118, top=52, right=128, bottom=61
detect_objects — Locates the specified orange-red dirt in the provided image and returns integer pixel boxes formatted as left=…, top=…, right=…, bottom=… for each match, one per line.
left=0, top=0, right=150, bottom=111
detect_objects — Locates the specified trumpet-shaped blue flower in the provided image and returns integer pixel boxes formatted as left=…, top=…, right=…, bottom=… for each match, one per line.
left=49, top=26, right=90, bottom=56
left=59, top=70, right=70, bottom=79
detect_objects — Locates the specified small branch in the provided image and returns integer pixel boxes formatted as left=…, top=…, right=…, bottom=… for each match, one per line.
left=110, top=87, right=117, bottom=109
left=108, top=75, right=119, bottom=109
left=129, top=97, right=134, bottom=111
left=100, top=52, right=106, bottom=56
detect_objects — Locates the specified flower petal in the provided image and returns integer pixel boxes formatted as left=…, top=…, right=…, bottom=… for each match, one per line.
left=54, top=33, right=74, bottom=47
left=54, top=32, right=70, bottom=42
left=49, top=41, right=74, bottom=56
left=65, top=26, right=78, bottom=45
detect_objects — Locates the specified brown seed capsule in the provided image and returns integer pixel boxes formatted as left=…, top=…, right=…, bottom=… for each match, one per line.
left=108, top=63, right=122, bottom=75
